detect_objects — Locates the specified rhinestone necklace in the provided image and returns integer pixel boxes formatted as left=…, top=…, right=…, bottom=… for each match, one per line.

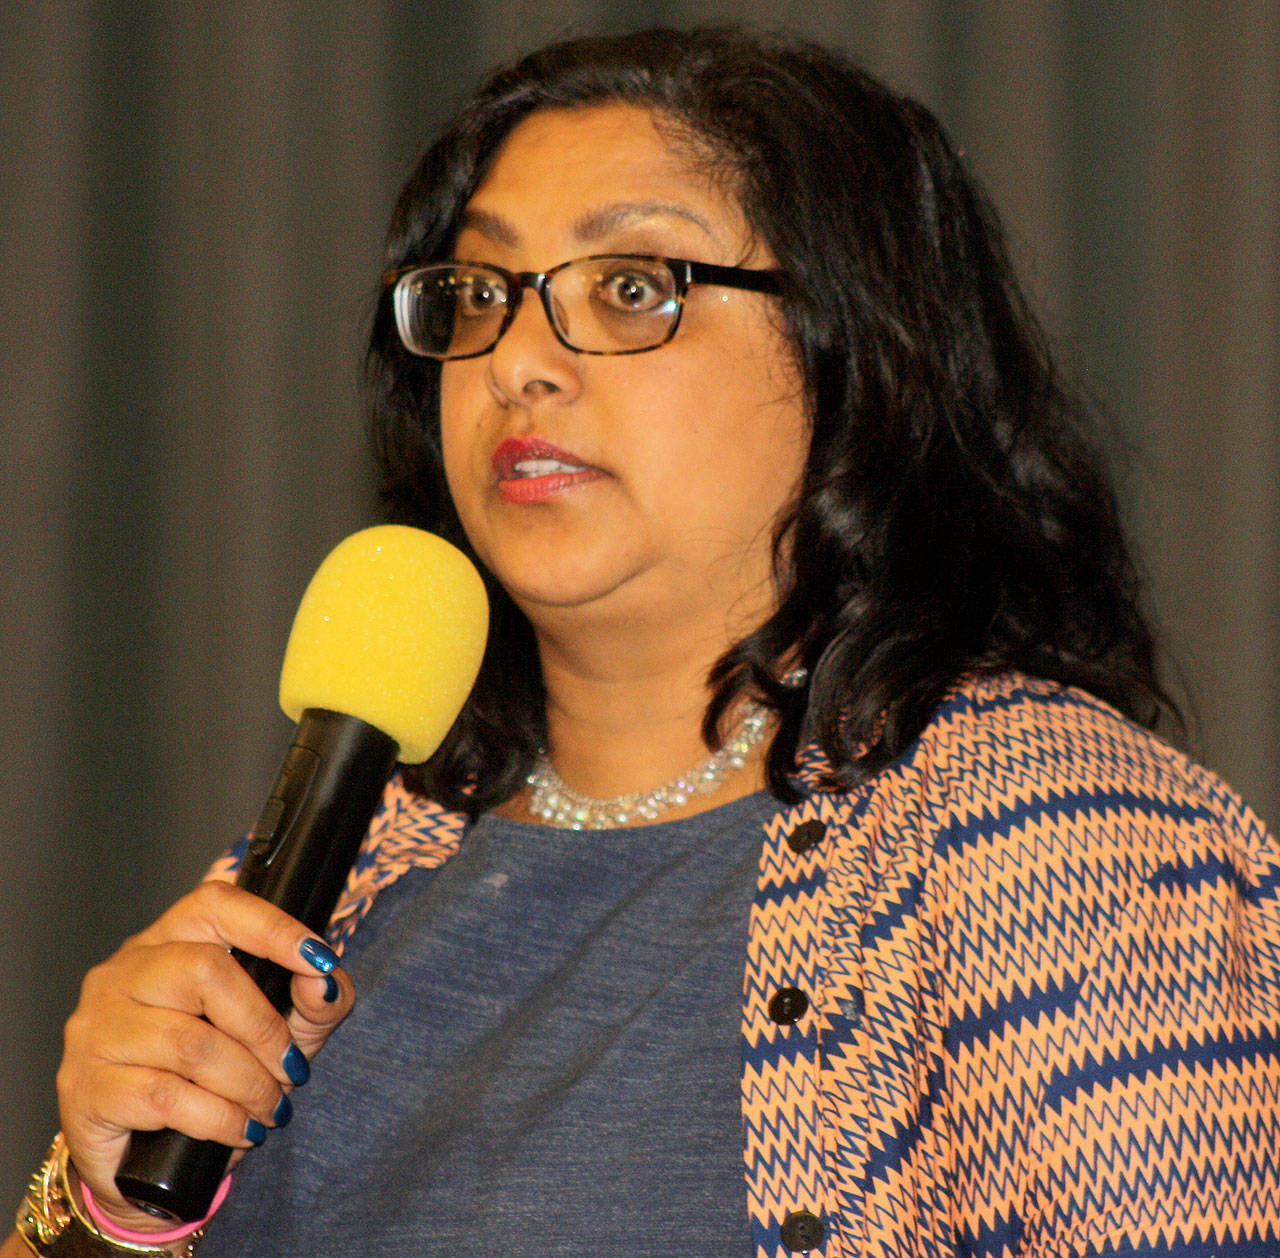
left=525, top=702, right=771, bottom=830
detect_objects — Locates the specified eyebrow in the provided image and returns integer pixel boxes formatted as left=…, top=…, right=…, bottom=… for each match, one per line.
left=456, top=207, right=521, bottom=248
left=456, top=200, right=722, bottom=250
left=572, top=200, right=720, bottom=244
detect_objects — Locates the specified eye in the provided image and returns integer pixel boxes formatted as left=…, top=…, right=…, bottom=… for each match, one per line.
left=454, top=270, right=508, bottom=317
left=592, top=261, right=677, bottom=314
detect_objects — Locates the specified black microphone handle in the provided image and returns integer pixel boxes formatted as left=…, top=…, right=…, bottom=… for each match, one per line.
left=113, top=708, right=399, bottom=1223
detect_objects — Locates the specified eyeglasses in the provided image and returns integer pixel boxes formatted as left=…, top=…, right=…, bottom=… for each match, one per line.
left=388, top=254, right=784, bottom=359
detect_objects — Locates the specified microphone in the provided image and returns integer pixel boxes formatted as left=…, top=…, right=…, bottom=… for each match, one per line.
left=113, top=525, right=488, bottom=1223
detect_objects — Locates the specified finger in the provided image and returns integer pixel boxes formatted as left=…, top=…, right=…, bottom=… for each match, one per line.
left=135, top=881, right=346, bottom=984
left=68, top=1062, right=270, bottom=1152
left=92, top=1005, right=289, bottom=1125
left=59, top=998, right=293, bottom=1183
left=287, top=965, right=356, bottom=1057
left=77, top=939, right=299, bottom=1089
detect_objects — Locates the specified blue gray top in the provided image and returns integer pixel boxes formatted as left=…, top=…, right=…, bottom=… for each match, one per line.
left=198, top=790, right=781, bottom=1256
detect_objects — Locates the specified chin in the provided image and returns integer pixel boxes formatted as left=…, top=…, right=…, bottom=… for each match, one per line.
left=507, top=575, right=636, bottom=617
left=477, top=534, right=648, bottom=612
left=502, top=560, right=662, bottom=623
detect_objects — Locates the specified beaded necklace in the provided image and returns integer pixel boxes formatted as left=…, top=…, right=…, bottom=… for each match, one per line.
left=525, top=702, right=770, bottom=830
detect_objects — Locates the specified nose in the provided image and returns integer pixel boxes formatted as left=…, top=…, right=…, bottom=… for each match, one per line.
left=485, top=274, right=582, bottom=405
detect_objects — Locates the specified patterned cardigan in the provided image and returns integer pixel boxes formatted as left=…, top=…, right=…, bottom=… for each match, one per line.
left=216, top=671, right=1280, bottom=1257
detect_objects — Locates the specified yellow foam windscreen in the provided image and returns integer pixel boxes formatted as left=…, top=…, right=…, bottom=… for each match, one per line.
left=279, top=525, right=488, bottom=763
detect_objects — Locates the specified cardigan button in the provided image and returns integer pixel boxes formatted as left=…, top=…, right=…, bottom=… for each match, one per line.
left=783, top=819, right=824, bottom=854
left=781, top=1209, right=825, bottom=1250
left=768, top=987, right=809, bottom=1024
left=785, top=819, right=826, bottom=853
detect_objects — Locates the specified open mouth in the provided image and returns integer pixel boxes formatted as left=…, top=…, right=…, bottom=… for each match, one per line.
left=508, top=456, right=589, bottom=479
left=491, top=437, right=605, bottom=502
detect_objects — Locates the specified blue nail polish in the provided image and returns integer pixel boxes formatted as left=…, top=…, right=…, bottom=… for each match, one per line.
left=245, top=1118, right=267, bottom=1146
left=283, top=1043, right=311, bottom=1086
left=299, top=938, right=339, bottom=973
left=273, top=1093, right=293, bottom=1128
left=323, top=973, right=340, bottom=1003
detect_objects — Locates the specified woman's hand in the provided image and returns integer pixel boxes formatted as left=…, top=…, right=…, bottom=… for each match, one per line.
left=55, top=880, right=355, bottom=1234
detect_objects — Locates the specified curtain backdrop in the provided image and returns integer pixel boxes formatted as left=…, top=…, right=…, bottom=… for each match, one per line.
left=3, top=0, right=1277, bottom=1204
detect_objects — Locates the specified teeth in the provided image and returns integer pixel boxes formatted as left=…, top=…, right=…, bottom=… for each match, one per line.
left=511, top=458, right=583, bottom=478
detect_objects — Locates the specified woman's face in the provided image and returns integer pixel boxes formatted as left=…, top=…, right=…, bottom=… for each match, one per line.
left=440, top=103, right=809, bottom=647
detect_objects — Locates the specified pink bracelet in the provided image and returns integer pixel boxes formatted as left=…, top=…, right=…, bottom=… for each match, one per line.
left=80, top=1172, right=232, bottom=1245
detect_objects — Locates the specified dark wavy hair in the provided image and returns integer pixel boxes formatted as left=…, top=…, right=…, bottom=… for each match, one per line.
left=365, top=26, right=1172, bottom=814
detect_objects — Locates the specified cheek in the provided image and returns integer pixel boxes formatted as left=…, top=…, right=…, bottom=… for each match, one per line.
left=673, top=334, right=808, bottom=511
left=438, top=368, right=483, bottom=503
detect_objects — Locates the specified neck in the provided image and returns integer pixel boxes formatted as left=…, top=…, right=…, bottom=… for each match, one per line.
left=496, top=563, right=784, bottom=823
left=543, top=650, right=727, bottom=794
left=497, top=627, right=771, bottom=825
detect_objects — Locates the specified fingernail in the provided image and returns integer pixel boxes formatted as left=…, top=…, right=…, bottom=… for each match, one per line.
left=245, top=1118, right=267, bottom=1146
left=282, top=1043, right=311, bottom=1086
left=323, top=973, right=340, bottom=1003
left=273, top=1093, right=293, bottom=1128
left=299, top=938, right=339, bottom=973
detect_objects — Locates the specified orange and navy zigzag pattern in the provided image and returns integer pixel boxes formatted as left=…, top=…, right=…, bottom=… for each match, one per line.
left=740, top=672, right=1280, bottom=1258
left=210, top=672, right=1280, bottom=1256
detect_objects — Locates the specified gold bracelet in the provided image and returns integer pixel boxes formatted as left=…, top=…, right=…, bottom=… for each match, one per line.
left=15, top=1136, right=204, bottom=1258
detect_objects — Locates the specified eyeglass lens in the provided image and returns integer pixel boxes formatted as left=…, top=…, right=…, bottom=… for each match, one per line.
left=397, top=257, right=683, bottom=358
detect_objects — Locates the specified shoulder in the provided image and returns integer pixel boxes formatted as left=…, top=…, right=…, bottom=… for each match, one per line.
left=805, top=669, right=1280, bottom=1070
left=807, top=669, right=1264, bottom=847
left=798, top=669, right=1276, bottom=999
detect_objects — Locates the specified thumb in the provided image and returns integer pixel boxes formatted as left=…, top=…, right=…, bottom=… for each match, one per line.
left=285, top=960, right=355, bottom=1059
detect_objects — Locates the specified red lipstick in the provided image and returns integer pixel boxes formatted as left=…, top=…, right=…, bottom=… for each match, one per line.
left=491, top=436, right=605, bottom=504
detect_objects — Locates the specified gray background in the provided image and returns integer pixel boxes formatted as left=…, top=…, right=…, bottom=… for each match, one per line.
left=2, top=0, right=1277, bottom=1208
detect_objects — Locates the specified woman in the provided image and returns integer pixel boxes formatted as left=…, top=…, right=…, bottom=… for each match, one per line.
left=11, top=27, right=1280, bottom=1258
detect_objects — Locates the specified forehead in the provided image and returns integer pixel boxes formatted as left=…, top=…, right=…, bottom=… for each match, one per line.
left=459, top=103, right=752, bottom=254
